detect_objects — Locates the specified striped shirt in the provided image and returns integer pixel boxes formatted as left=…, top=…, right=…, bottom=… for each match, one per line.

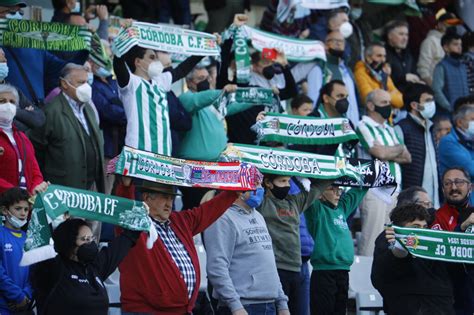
left=356, top=115, right=403, bottom=186
left=153, top=219, right=196, bottom=299
left=119, top=72, right=173, bottom=155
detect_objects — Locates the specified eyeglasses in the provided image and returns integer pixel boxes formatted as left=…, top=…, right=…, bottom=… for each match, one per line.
left=77, top=235, right=96, bottom=242
left=326, top=38, right=345, bottom=44
left=326, top=187, right=343, bottom=195
left=415, top=200, right=433, bottom=208
left=442, top=179, right=470, bottom=188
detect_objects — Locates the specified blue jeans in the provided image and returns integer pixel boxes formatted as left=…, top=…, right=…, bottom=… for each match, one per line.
left=217, top=302, right=276, bottom=315
left=297, top=262, right=311, bottom=315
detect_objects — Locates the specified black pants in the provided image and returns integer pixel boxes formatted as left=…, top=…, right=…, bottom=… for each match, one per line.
left=278, top=269, right=304, bottom=315
left=384, top=295, right=455, bottom=315
left=310, top=270, right=348, bottom=315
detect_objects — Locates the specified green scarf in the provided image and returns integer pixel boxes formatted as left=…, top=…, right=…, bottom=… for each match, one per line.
left=0, top=19, right=92, bottom=51
left=394, top=226, right=474, bottom=264
left=112, top=22, right=220, bottom=58
left=252, top=113, right=359, bottom=146
left=233, top=26, right=251, bottom=85
left=241, top=25, right=326, bottom=62
left=108, top=146, right=262, bottom=190
left=21, top=185, right=157, bottom=266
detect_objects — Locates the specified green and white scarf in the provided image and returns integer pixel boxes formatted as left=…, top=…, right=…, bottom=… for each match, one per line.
left=21, top=185, right=157, bottom=266
left=108, top=146, right=262, bottom=190
left=252, top=113, right=359, bottom=146
left=112, top=22, right=220, bottom=58
left=394, top=226, right=474, bottom=264
left=0, top=19, right=92, bottom=51
left=233, top=26, right=251, bottom=84
left=241, top=25, right=326, bottom=62
left=221, top=143, right=359, bottom=181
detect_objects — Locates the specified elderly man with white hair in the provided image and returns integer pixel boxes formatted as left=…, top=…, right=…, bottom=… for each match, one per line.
left=29, top=63, right=105, bottom=193
left=0, top=83, right=47, bottom=194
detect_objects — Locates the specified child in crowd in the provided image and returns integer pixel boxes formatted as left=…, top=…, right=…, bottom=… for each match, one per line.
left=0, top=187, right=32, bottom=314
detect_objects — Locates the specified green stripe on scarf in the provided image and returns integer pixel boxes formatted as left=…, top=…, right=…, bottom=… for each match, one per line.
left=0, top=19, right=91, bottom=51
left=252, top=113, right=359, bottom=146
left=112, top=22, right=220, bottom=58
left=394, top=226, right=474, bottom=264
left=21, top=185, right=156, bottom=266
left=108, top=146, right=262, bottom=190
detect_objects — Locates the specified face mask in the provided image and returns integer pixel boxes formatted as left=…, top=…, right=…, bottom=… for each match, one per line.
left=328, top=48, right=345, bottom=59
left=466, top=121, right=474, bottom=138
left=335, top=98, right=349, bottom=114
left=374, top=104, right=392, bottom=120
left=77, top=241, right=99, bottom=264
left=71, top=1, right=81, bottom=13
left=419, top=101, right=436, bottom=119
left=148, top=61, right=164, bottom=78
left=96, top=67, right=112, bottom=78
left=270, top=184, right=291, bottom=200
left=87, top=73, right=94, bottom=86
left=339, top=22, right=353, bottom=38
left=245, top=187, right=265, bottom=208
left=350, top=8, right=362, bottom=20
left=75, top=83, right=92, bottom=103
left=6, top=11, right=22, bottom=20
left=0, top=102, right=17, bottom=126
left=0, top=63, right=9, bottom=80
left=6, top=213, right=27, bottom=229
left=196, top=79, right=210, bottom=92
left=370, top=61, right=384, bottom=72
left=262, top=65, right=275, bottom=80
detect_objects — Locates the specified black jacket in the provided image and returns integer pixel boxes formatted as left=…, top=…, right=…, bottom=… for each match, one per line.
left=385, top=45, right=417, bottom=92
left=371, top=232, right=454, bottom=314
left=32, top=230, right=140, bottom=315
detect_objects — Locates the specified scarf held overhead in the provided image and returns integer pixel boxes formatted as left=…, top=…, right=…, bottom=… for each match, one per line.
left=0, top=19, right=92, bottom=51
left=108, top=146, right=262, bottom=190
left=112, top=22, right=220, bottom=57
left=394, top=226, right=474, bottom=264
left=21, top=185, right=157, bottom=266
left=252, top=112, right=359, bottom=146
left=241, top=25, right=326, bottom=62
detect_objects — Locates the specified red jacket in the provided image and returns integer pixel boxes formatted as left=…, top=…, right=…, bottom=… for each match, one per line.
left=431, top=203, right=465, bottom=231
left=116, top=183, right=237, bottom=314
left=0, top=127, right=43, bottom=194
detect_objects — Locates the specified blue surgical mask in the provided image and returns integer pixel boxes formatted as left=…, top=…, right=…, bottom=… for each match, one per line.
left=6, top=11, right=23, bottom=20
left=96, top=67, right=112, bottom=78
left=71, top=1, right=81, bottom=13
left=0, top=63, right=9, bottom=80
left=87, top=72, right=94, bottom=85
left=245, top=187, right=265, bottom=209
left=467, top=121, right=474, bottom=139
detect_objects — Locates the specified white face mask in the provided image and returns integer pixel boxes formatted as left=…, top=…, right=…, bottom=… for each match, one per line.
left=0, top=102, right=17, bottom=127
left=7, top=213, right=27, bottom=229
left=419, top=101, right=436, bottom=120
left=6, top=11, right=23, bottom=20
left=350, top=8, right=362, bottom=20
left=87, top=72, right=94, bottom=86
left=147, top=61, right=164, bottom=78
left=339, top=21, right=353, bottom=38
left=75, top=83, right=92, bottom=103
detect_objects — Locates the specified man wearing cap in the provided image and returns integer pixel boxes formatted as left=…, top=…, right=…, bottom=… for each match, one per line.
left=417, top=11, right=462, bottom=86
left=116, top=179, right=239, bottom=314
left=0, top=0, right=89, bottom=106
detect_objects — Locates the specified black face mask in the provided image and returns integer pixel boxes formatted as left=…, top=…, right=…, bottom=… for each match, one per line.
left=196, top=79, right=210, bottom=92
left=270, top=185, right=290, bottom=200
left=450, top=52, right=463, bottom=59
left=335, top=98, right=349, bottom=114
left=329, top=48, right=345, bottom=59
left=370, top=61, right=384, bottom=72
left=262, top=65, right=275, bottom=80
left=77, top=241, right=99, bottom=264
left=374, top=105, right=392, bottom=119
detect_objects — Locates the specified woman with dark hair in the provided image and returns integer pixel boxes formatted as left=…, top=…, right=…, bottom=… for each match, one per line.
left=31, top=219, right=141, bottom=315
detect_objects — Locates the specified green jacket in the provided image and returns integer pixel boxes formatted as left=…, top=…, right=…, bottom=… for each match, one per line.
left=28, top=93, right=105, bottom=192
left=177, top=90, right=253, bottom=161
left=305, top=188, right=368, bottom=271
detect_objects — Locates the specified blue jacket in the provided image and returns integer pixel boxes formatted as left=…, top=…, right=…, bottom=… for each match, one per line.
left=4, top=47, right=88, bottom=102
left=439, top=128, right=474, bottom=205
left=91, top=76, right=127, bottom=158
left=0, top=226, right=31, bottom=314
left=289, top=179, right=315, bottom=257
